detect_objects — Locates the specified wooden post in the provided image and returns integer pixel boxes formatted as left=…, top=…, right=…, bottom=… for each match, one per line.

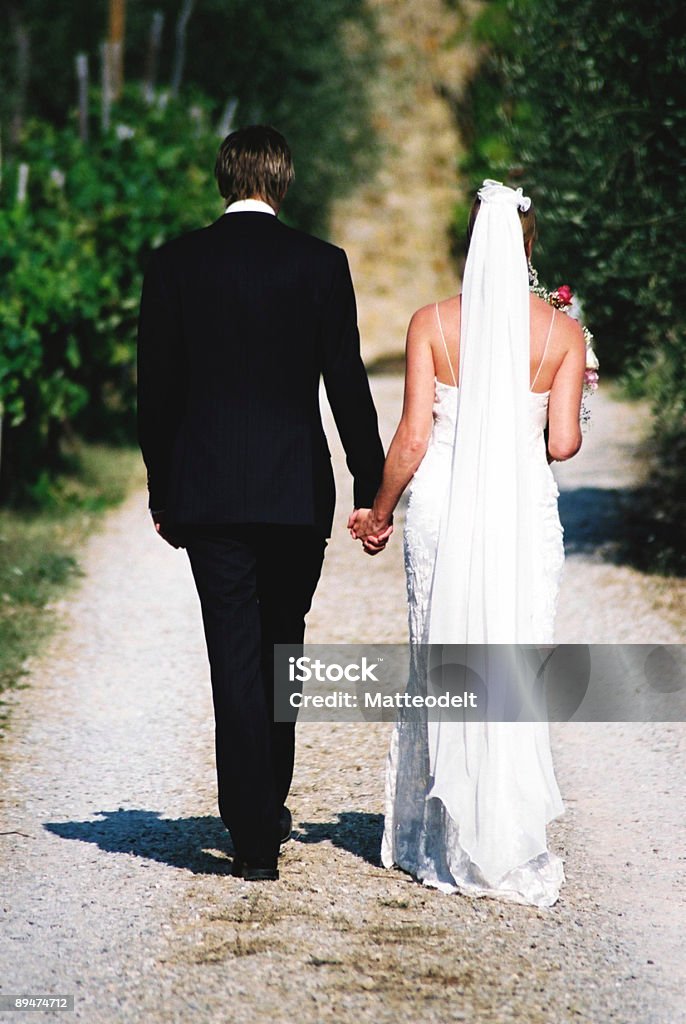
left=108, top=0, right=126, bottom=100
left=143, top=10, right=165, bottom=103
left=76, top=53, right=89, bottom=143
left=170, top=0, right=196, bottom=97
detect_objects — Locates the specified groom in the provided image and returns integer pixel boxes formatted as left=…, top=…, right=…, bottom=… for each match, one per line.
left=137, top=125, right=388, bottom=881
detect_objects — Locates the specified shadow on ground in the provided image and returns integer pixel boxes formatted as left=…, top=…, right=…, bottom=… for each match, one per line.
left=558, top=486, right=635, bottom=559
left=44, top=809, right=236, bottom=875
left=297, top=811, right=384, bottom=866
left=560, top=483, right=686, bottom=578
left=44, top=808, right=386, bottom=873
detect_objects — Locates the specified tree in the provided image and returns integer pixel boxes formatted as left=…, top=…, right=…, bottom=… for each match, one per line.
left=452, top=0, right=686, bottom=571
left=0, top=0, right=380, bottom=499
left=0, top=0, right=379, bottom=235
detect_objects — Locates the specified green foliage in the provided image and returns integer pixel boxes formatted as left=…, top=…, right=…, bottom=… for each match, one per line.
left=449, top=2, right=515, bottom=226
left=0, top=92, right=219, bottom=499
left=505, top=1, right=685, bottom=374
left=0, top=0, right=378, bottom=236
left=179, top=0, right=378, bottom=234
left=453, top=0, right=686, bottom=362
left=452, top=0, right=686, bottom=572
left=624, top=328, right=686, bottom=575
left=0, top=1, right=379, bottom=502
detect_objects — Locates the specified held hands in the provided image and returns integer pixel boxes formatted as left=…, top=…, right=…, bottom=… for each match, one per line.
left=348, top=508, right=394, bottom=556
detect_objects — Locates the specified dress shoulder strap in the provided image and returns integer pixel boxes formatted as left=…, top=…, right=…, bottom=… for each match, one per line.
left=435, top=302, right=457, bottom=387
left=531, top=307, right=556, bottom=391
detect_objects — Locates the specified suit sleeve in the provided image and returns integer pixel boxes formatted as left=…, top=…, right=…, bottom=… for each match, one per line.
left=136, top=249, right=187, bottom=511
left=321, top=249, right=385, bottom=508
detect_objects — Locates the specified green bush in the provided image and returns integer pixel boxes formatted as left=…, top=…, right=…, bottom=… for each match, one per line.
left=453, top=0, right=685, bottom=364
left=451, top=0, right=686, bottom=572
left=0, top=92, right=219, bottom=500
left=0, top=0, right=378, bottom=237
left=0, top=1, right=379, bottom=503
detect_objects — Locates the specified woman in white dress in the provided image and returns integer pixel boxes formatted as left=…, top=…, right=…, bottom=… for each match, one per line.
left=350, top=180, right=586, bottom=907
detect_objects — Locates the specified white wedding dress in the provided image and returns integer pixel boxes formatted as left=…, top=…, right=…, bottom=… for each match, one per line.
left=381, top=376, right=567, bottom=907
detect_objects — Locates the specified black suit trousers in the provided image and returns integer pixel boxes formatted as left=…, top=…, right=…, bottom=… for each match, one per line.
left=185, top=523, right=326, bottom=861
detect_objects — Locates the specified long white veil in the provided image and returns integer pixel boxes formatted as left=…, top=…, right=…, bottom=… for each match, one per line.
left=427, top=179, right=534, bottom=646
left=423, top=180, right=562, bottom=890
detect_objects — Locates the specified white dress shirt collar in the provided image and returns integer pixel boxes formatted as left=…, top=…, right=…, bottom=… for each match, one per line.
left=224, top=198, right=276, bottom=216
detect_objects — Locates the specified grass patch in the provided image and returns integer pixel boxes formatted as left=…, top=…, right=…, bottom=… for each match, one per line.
left=0, top=443, right=143, bottom=721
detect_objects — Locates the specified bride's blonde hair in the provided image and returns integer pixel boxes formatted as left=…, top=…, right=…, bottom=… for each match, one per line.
left=466, top=194, right=537, bottom=252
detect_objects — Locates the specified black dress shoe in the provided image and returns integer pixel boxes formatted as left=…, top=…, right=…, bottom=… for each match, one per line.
left=279, top=806, right=293, bottom=844
left=231, top=855, right=279, bottom=881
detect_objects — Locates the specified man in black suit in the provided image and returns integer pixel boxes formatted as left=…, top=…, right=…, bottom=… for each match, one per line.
left=137, top=125, right=388, bottom=881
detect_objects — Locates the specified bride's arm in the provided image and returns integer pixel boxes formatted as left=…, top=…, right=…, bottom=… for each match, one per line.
left=547, top=317, right=586, bottom=461
left=350, top=307, right=436, bottom=540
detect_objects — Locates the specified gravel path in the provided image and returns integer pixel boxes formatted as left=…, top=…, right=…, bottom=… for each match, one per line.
left=1, top=379, right=683, bottom=1024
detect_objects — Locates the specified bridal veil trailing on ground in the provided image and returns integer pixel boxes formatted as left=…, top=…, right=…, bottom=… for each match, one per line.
left=382, top=180, right=566, bottom=907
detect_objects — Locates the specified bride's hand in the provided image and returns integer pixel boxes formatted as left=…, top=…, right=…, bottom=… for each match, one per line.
left=361, top=529, right=393, bottom=556
left=347, top=508, right=394, bottom=554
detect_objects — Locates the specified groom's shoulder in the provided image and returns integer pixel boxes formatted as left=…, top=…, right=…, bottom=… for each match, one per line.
left=277, top=221, right=347, bottom=267
left=151, top=223, right=214, bottom=264
left=152, top=219, right=346, bottom=268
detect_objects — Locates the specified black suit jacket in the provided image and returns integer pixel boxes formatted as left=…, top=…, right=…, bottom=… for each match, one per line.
left=136, top=211, right=385, bottom=536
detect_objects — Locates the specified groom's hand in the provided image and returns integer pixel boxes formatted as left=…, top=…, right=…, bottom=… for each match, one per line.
left=151, top=510, right=186, bottom=549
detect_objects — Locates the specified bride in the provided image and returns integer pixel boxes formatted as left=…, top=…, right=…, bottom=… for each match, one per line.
left=349, top=180, right=586, bottom=907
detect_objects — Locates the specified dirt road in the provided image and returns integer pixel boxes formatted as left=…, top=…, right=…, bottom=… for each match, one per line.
left=1, top=0, right=684, bottom=1017
left=1, top=379, right=683, bottom=1024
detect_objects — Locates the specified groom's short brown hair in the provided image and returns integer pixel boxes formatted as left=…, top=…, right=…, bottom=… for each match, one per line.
left=214, top=125, right=294, bottom=208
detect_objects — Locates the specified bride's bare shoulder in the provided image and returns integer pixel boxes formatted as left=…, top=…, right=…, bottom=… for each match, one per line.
left=408, top=296, right=460, bottom=335
left=529, top=292, right=551, bottom=315
left=408, top=302, right=437, bottom=331
left=530, top=293, right=584, bottom=346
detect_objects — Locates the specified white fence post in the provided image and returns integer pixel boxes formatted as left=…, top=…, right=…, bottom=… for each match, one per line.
left=217, top=98, right=238, bottom=138
left=170, top=0, right=196, bottom=97
left=16, top=163, right=29, bottom=204
left=76, top=53, right=89, bottom=143
left=101, top=41, right=113, bottom=133
left=144, top=11, right=165, bottom=103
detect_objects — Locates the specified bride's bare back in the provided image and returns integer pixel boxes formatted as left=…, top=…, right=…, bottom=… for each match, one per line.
left=352, top=288, right=587, bottom=543
left=416, top=292, right=586, bottom=461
